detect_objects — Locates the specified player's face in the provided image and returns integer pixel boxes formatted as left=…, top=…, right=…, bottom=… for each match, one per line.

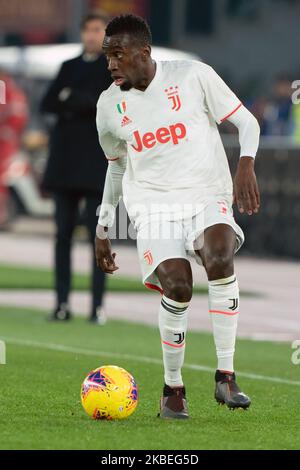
left=81, top=19, right=106, bottom=54
left=103, top=34, right=150, bottom=91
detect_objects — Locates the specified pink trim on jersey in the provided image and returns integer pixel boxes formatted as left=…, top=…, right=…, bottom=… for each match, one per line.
left=145, top=282, right=163, bottom=295
left=220, top=103, right=242, bottom=123
left=107, top=157, right=120, bottom=162
left=162, top=340, right=185, bottom=349
left=209, top=309, right=239, bottom=316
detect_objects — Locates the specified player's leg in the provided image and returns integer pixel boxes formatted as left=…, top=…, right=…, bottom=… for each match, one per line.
left=156, top=258, right=193, bottom=388
left=155, top=258, right=193, bottom=419
left=198, top=224, right=237, bottom=373
left=85, top=192, right=107, bottom=325
left=51, top=190, right=79, bottom=321
left=136, top=219, right=192, bottom=418
left=196, top=223, right=250, bottom=409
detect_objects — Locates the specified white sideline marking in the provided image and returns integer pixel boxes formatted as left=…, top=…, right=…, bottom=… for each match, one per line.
left=2, top=336, right=300, bottom=387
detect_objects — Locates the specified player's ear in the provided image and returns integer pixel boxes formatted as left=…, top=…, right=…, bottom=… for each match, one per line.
left=141, top=45, right=151, bottom=60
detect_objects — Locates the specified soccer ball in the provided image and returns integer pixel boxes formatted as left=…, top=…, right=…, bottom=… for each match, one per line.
left=81, top=365, right=138, bottom=420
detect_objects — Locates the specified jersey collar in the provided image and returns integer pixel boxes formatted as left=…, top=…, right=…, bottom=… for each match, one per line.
left=129, top=60, right=162, bottom=96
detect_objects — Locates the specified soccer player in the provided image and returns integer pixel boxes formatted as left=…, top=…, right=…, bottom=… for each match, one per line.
left=95, top=14, right=260, bottom=419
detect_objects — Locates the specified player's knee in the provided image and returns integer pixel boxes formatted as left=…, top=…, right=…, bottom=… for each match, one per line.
left=205, top=250, right=234, bottom=278
left=163, top=277, right=193, bottom=303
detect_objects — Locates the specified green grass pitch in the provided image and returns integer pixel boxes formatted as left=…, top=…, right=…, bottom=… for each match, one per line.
left=0, top=306, right=299, bottom=450
left=0, top=264, right=259, bottom=296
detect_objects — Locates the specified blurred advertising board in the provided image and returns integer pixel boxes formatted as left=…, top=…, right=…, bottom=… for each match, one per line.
left=226, top=144, right=300, bottom=259
left=0, top=0, right=71, bottom=44
left=88, top=0, right=149, bottom=17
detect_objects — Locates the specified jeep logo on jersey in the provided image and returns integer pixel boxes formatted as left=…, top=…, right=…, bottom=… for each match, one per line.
left=131, top=123, right=187, bottom=152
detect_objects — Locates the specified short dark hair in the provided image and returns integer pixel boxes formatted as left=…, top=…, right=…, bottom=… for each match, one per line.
left=81, top=11, right=110, bottom=30
left=105, top=14, right=152, bottom=46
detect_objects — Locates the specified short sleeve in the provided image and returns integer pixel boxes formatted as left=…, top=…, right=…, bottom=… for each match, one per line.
left=96, top=92, right=128, bottom=161
left=197, top=63, right=242, bottom=125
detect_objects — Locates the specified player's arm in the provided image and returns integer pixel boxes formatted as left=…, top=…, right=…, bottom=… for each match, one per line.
left=199, top=63, right=260, bottom=215
left=96, top=156, right=127, bottom=274
left=227, top=107, right=260, bottom=215
left=95, top=96, right=127, bottom=274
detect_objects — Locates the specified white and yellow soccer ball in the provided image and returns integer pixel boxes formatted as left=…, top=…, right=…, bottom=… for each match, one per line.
left=81, top=365, right=138, bottom=420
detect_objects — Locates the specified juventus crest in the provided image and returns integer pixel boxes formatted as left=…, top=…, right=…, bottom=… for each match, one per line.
left=174, top=332, right=185, bottom=345
left=229, top=298, right=239, bottom=311
left=165, top=86, right=182, bottom=111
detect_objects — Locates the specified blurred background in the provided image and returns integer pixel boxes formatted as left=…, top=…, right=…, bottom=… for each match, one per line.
left=0, top=0, right=299, bottom=339
left=1, top=0, right=300, bottom=258
left=1, top=5, right=300, bottom=446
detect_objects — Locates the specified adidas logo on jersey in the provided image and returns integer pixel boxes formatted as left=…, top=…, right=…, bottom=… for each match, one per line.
left=131, top=123, right=187, bottom=152
left=121, top=116, right=132, bottom=127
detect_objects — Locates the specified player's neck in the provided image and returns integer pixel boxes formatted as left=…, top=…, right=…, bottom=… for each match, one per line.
left=134, top=60, right=157, bottom=92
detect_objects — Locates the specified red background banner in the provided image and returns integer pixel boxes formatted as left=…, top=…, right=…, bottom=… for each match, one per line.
left=0, top=0, right=71, bottom=33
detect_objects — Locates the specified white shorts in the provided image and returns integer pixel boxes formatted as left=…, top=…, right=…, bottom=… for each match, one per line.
left=136, top=198, right=244, bottom=293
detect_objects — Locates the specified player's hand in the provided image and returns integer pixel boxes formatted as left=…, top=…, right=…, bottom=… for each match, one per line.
left=95, top=234, right=119, bottom=275
left=233, top=157, right=260, bottom=216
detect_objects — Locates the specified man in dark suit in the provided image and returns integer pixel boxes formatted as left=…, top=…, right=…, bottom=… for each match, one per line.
left=41, top=12, right=112, bottom=324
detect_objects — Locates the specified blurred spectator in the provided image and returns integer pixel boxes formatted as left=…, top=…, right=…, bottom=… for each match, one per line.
left=291, top=102, right=300, bottom=145
left=263, top=75, right=294, bottom=136
left=40, top=12, right=112, bottom=324
left=0, top=69, right=28, bottom=228
left=244, top=75, right=298, bottom=139
left=247, top=96, right=270, bottom=136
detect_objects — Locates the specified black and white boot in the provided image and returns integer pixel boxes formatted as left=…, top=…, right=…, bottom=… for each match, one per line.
left=215, top=370, right=251, bottom=410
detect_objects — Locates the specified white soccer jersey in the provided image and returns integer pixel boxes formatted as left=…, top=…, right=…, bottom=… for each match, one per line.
left=96, top=60, right=242, bottom=228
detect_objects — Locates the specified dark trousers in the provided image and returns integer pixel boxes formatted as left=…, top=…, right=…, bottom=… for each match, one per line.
left=53, top=190, right=105, bottom=315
